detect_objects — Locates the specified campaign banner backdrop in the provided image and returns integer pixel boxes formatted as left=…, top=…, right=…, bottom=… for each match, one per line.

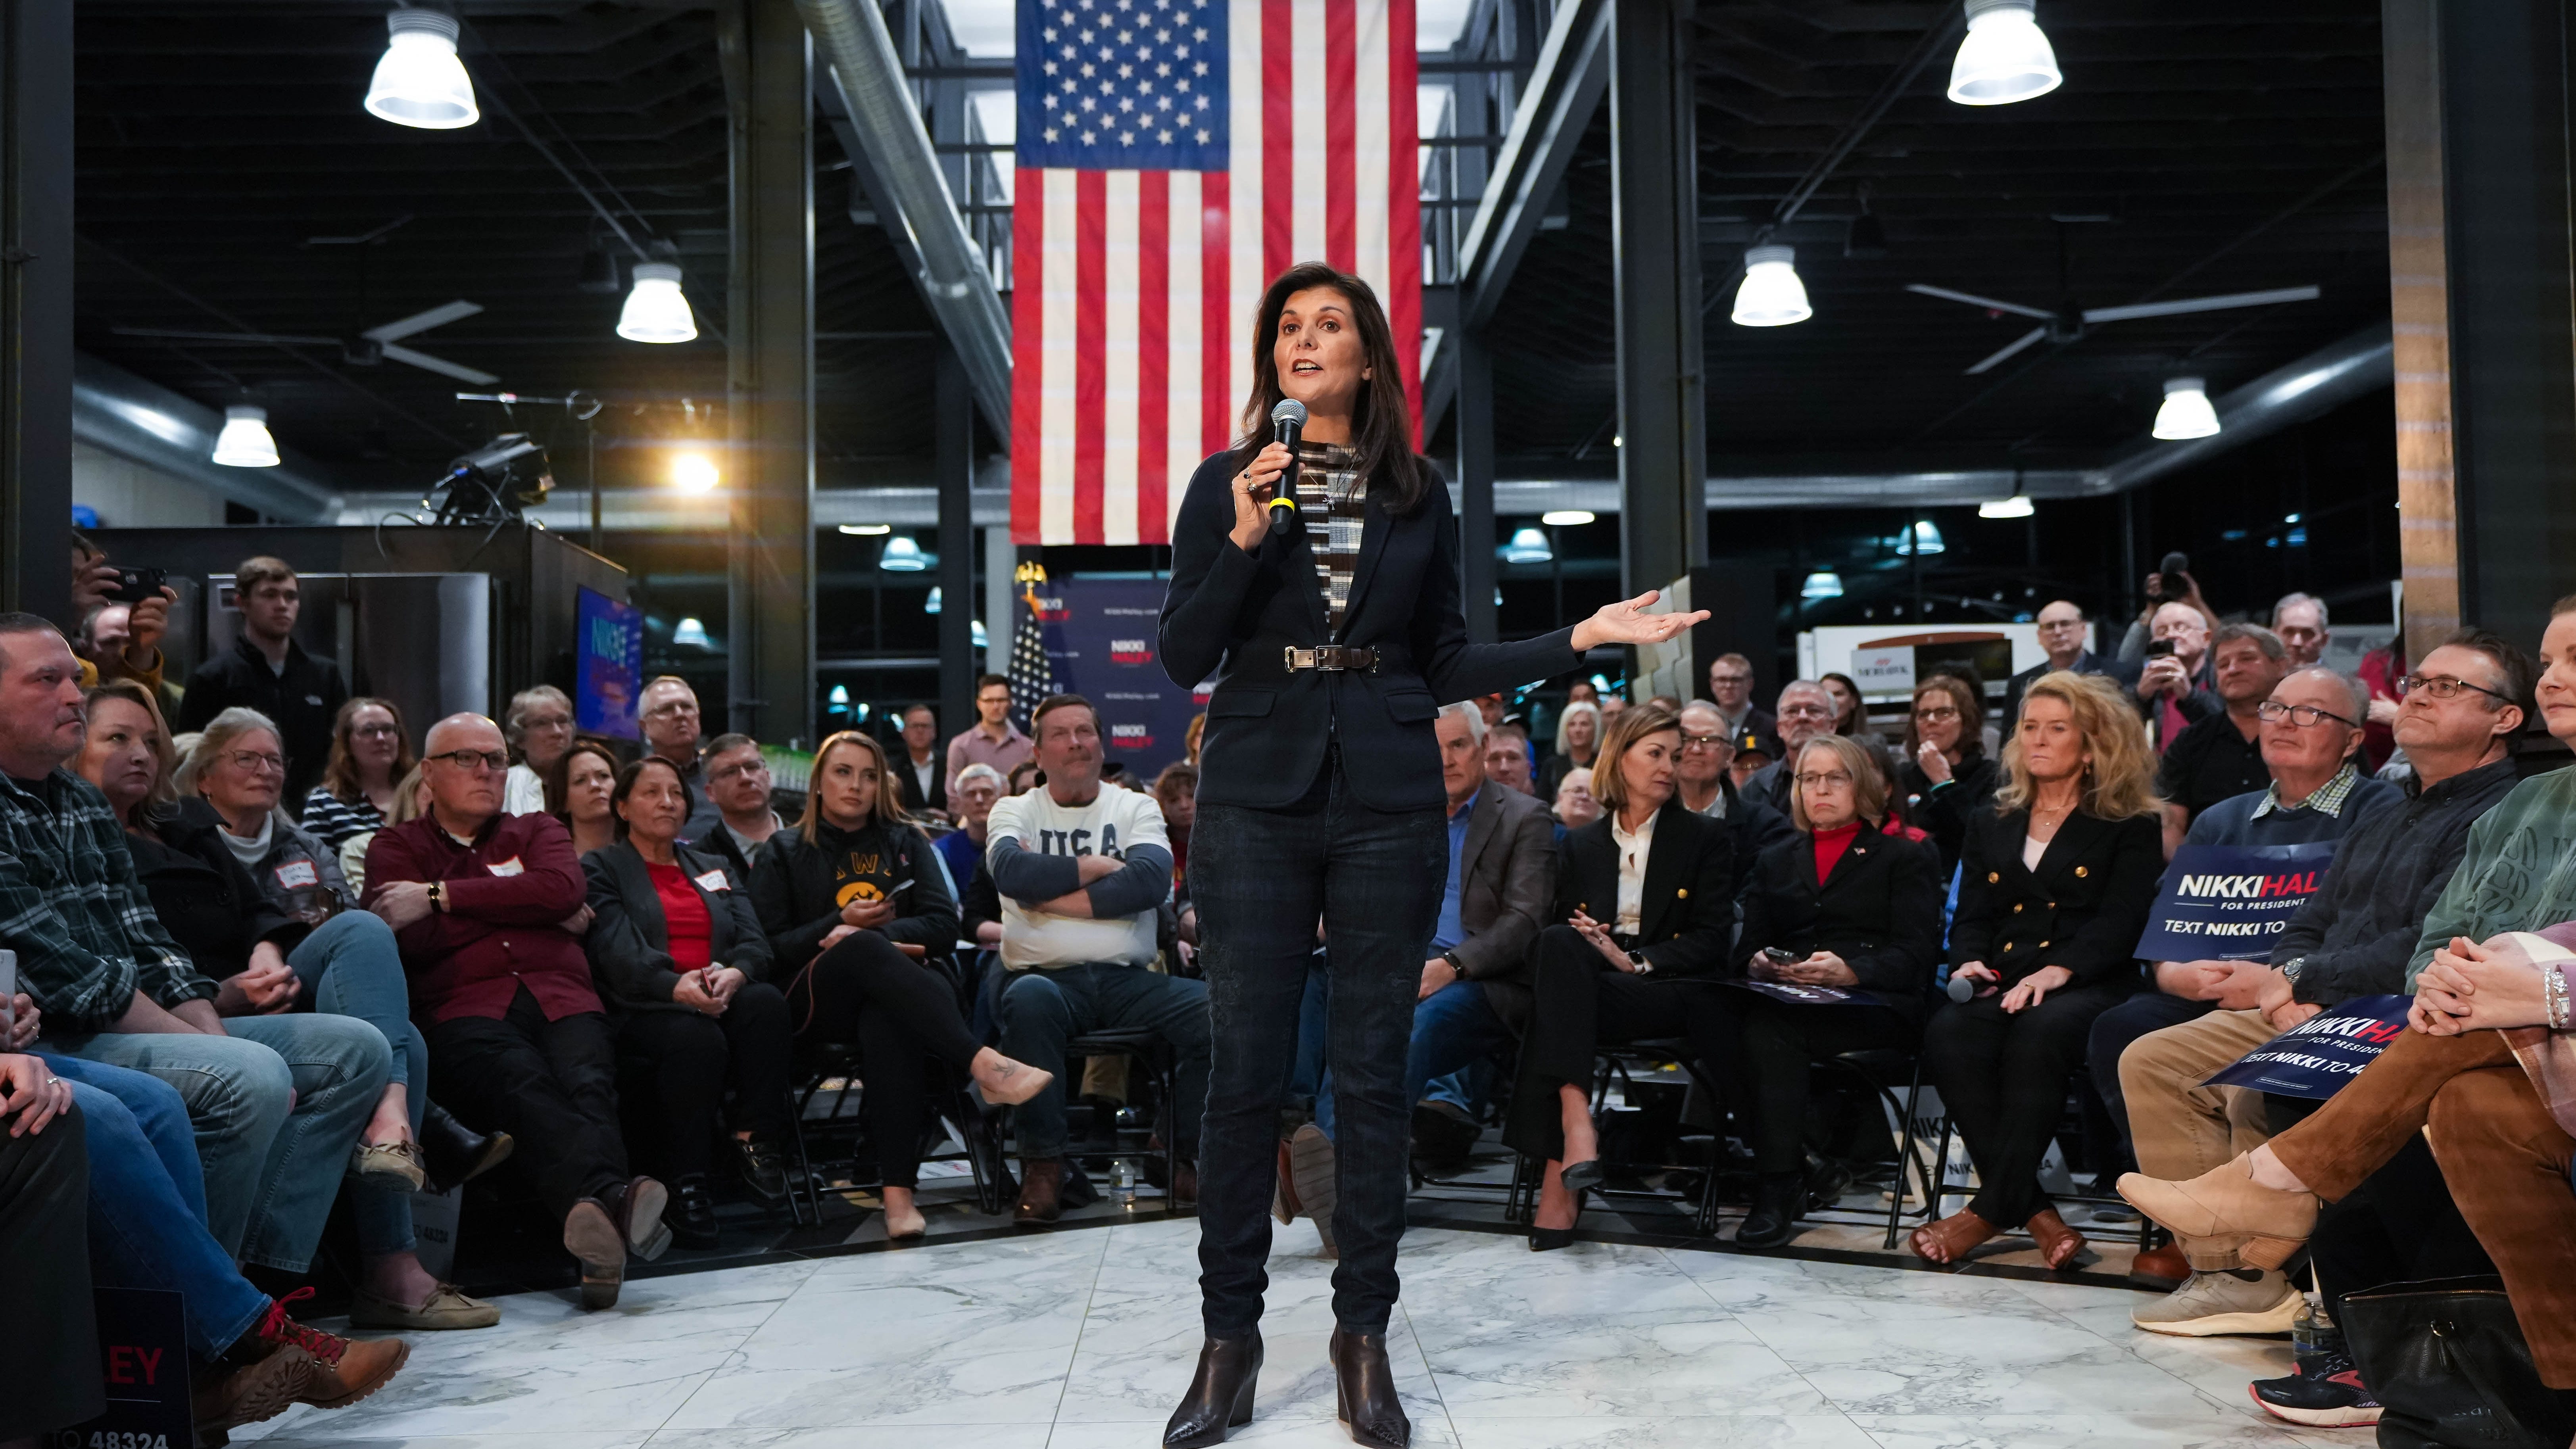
left=2134, top=841, right=2340, bottom=962
left=574, top=586, right=644, bottom=741
left=2202, top=994, right=2413, bottom=1099
left=1038, top=577, right=1203, bottom=783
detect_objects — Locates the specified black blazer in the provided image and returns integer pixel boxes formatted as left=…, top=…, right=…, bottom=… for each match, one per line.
left=1159, top=452, right=1582, bottom=812
left=583, top=840, right=774, bottom=1013
left=750, top=817, right=960, bottom=969
left=1898, top=751, right=2000, bottom=876
left=1554, top=799, right=1735, bottom=979
left=1949, top=806, right=2164, bottom=991
left=1738, top=829, right=1944, bottom=1025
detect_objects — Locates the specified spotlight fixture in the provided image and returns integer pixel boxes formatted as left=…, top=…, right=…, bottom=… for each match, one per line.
left=1540, top=509, right=1595, bottom=527
left=1948, top=0, right=2062, bottom=107
left=212, top=406, right=281, bottom=468
left=1978, top=493, right=2035, bottom=520
left=1500, top=527, right=1554, bottom=565
left=364, top=8, right=480, bottom=130
left=671, top=453, right=720, bottom=492
left=879, top=535, right=931, bottom=572
left=617, top=261, right=698, bottom=344
left=2152, top=377, right=2221, bottom=440
left=1731, top=245, right=1812, bottom=327
left=1801, top=570, right=1845, bottom=601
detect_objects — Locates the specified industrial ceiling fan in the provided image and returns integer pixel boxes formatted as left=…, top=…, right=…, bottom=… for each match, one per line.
left=113, top=299, right=499, bottom=385
left=1906, top=280, right=2322, bottom=374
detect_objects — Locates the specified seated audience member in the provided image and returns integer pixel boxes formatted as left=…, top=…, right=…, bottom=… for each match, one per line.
left=990, top=695, right=1205, bottom=1222
left=693, top=733, right=785, bottom=884
left=751, top=730, right=1049, bottom=1239
left=584, top=757, right=792, bottom=1247
left=1675, top=701, right=1796, bottom=900
left=1913, top=671, right=2165, bottom=1269
left=1566, top=679, right=1599, bottom=706
left=0, top=620, right=399, bottom=1284
left=1898, top=673, right=2000, bottom=875
left=2004, top=600, right=2113, bottom=727
left=1706, top=652, right=1774, bottom=746
left=0, top=1049, right=101, bottom=1445
left=2089, top=666, right=2400, bottom=1180
left=2111, top=633, right=2525, bottom=1336
left=1598, top=693, right=1628, bottom=722
left=365, top=713, right=666, bottom=1309
left=1007, top=759, right=1043, bottom=796
left=636, top=675, right=723, bottom=841
left=896, top=704, right=947, bottom=817
left=1744, top=680, right=1839, bottom=814
left=302, top=697, right=417, bottom=849
left=1725, top=734, right=1943, bottom=1246
left=1539, top=700, right=1601, bottom=800
left=1313, top=703, right=1552, bottom=1162
left=1728, top=728, right=1773, bottom=791
left=948, top=673, right=1035, bottom=798
left=1505, top=704, right=1735, bottom=1249
left=503, top=685, right=576, bottom=817
left=559, top=736, right=622, bottom=858
left=183, top=707, right=352, bottom=919
left=1820, top=671, right=1891, bottom=758
left=2272, top=592, right=2330, bottom=670
left=78, top=684, right=493, bottom=1330
left=2155, top=624, right=2293, bottom=849
left=1484, top=718, right=1536, bottom=796
left=181, top=558, right=346, bottom=804
left=1554, top=766, right=1602, bottom=831
left=1152, top=762, right=1199, bottom=948
left=2128, top=600, right=2221, bottom=752
left=937, top=763, right=1005, bottom=893
left=14, top=994, right=411, bottom=1431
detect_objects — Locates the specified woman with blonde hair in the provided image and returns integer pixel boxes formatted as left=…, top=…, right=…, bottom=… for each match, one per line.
left=501, top=685, right=576, bottom=816
left=1912, top=670, right=2165, bottom=1269
left=1538, top=699, right=1602, bottom=799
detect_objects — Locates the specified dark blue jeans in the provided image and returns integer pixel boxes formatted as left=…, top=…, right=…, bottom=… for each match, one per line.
left=1316, top=979, right=1513, bottom=1142
left=997, top=962, right=1211, bottom=1161
left=1193, top=750, right=1448, bottom=1336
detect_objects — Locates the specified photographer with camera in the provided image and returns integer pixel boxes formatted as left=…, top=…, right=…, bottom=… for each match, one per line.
left=69, top=532, right=178, bottom=706
left=181, top=557, right=349, bottom=804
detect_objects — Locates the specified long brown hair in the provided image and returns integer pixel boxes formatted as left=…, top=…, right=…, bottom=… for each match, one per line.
left=547, top=736, right=623, bottom=818
left=1226, top=262, right=1429, bottom=515
left=321, top=697, right=417, bottom=804
left=797, top=730, right=914, bottom=844
left=1902, top=674, right=1985, bottom=761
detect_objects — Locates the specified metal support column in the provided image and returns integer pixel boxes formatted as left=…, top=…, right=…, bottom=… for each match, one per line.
left=1609, top=0, right=1707, bottom=606
left=723, top=0, right=816, bottom=745
left=0, top=0, right=72, bottom=620
left=1455, top=328, right=1498, bottom=643
left=936, top=340, right=977, bottom=745
left=2383, top=0, right=2576, bottom=658
left=984, top=524, right=1014, bottom=675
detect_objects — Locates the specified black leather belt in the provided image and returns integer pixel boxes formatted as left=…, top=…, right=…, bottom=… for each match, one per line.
left=1283, top=645, right=1379, bottom=673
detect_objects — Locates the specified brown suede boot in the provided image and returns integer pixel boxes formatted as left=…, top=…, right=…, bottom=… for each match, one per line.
left=1017, top=1158, right=1065, bottom=1224
left=2118, top=1155, right=2319, bottom=1271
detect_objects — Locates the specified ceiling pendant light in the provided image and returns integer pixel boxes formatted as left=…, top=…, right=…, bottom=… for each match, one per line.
left=1731, top=245, right=1812, bottom=327
left=2153, top=376, right=2221, bottom=440
left=1978, top=493, right=2035, bottom=520
left=1500, top=527, right=1554, bottom=564
left=617, top=261, right=699, bottom=344
left=212, top=406, right=281, bottom=468
left=364, top=9, right=480, bottom=131
left=1947, top=0, right=2062, bottom=107
left=1801, top=570, right=1845, bottom=601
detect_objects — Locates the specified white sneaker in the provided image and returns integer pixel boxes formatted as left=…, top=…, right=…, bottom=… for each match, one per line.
left=2131, top=1269, right=2303, bottom=1337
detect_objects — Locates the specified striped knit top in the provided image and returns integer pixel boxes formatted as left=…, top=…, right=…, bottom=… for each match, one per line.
left=1294, top=440, right=1368, bottom=638
left=298, top=785, right=385, bottom=848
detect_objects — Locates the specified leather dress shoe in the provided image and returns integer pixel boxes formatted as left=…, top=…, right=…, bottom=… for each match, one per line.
left=668, top=1174, right=720, bottom=1251
left=1018, top=1158, right=1066, bottom=1224
left=1162, top=1332, right=1262, bottom=1448
left=1329, top=1328, right=1410, bottom=1448
left=734, top=1136, right=790, bottom=1204
left=418, top=1100, right=512, bottom=1195
left=607, top=1176, right=671, bottom=1261
left=1734, top=1173, right=1805, bottom=1249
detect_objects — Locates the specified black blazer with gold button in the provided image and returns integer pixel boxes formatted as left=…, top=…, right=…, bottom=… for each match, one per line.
left=1949, top=806, right=2163, bottom=991
left=1738, top=829, right=1944, bottom=1026
left=1553, top=798, right=1735, bottom=979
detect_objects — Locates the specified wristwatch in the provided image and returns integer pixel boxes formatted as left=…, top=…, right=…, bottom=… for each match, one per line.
left=2278, top=956, right=2305, bottom=985
left=426, top=880, right=446, bottom=914
left=1439, top=949, right=1463, bottom=979
left=1627, top=948, right=1654, bottom=976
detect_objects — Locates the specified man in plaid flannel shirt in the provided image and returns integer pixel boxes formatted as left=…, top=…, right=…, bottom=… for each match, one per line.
left=0, top=612, right=395, bottom=1270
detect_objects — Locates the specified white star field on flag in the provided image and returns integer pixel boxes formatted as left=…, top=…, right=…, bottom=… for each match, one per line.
left=1020, top=0, right=1226, bottom=170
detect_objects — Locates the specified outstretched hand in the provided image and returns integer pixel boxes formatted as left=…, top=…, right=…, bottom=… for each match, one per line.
left=1569, top=591, right=1710, bottom=653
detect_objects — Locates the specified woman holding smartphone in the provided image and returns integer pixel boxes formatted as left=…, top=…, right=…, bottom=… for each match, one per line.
left=749, top=730, right=1051, bottom=1239
left=1157, top=262, right=1701, bottom=1449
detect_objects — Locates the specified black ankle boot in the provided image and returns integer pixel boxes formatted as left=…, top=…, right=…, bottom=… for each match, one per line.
left=668, top=1174, right=720, bottom=1250
left=1735, top=1173, right=1805, bottom=1249
left=1164, top=1332, right=1262, bottom=1448
left=418, top=1100, right=511, bottom=1195
left=1329, top=1328, right=1410, bottom=1449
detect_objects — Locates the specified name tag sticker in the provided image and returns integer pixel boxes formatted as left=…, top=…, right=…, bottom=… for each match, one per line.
left=694, top=869, right=730, bottom=892
left=488, top=856, right=525, bottom=877
left=274, top=860, right=319, bottom=890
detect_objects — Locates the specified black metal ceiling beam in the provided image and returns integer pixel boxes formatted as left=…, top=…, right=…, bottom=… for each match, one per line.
left=1455, top=0, right=1612, bottom=334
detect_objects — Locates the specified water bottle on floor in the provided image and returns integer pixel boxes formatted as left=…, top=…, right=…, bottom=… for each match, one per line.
left=1113, top=1160, right=1135, bottom=1209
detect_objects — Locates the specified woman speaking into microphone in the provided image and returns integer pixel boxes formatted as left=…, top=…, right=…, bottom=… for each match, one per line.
left=1157, top=262, right=1702, bottom=1449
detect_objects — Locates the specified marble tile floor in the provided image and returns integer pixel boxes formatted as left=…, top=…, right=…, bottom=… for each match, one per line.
left=235, top=1215, right=2364, bottom=1449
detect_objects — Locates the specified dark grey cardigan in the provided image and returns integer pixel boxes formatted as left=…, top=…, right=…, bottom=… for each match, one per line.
left=582, top=839, right=774, bottom=1014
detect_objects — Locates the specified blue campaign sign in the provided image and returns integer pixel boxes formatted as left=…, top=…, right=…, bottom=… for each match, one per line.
left=2134, top=841, right=2340, bottom=962
left=1037, top=578, right=1200, bottom=783
left=574, top=585, right=644, bottom=741
left=2203, top=994, right=2414, bottom=1099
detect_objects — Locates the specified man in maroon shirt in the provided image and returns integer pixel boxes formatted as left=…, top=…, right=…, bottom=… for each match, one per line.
left=363, top=713, right=667, bottom=1309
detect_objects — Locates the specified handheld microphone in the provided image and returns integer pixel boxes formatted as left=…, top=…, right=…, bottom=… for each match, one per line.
left=1266, top=398, right=1307, bottom=537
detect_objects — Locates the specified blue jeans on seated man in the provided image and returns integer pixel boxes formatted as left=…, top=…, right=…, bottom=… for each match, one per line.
left=998, top=961, right=1212, bottom=1161
left=42, top=1053, right=271, bottom=1358
left=1315, top=978, right=1512, bottom=1142
left=56, top=1010, right=394, bottom=1272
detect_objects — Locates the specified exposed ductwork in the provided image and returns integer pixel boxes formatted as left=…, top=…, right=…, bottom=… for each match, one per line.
left=73, top=353, right=343, bottom=523
left=797, top=0, right=1013, bottom=437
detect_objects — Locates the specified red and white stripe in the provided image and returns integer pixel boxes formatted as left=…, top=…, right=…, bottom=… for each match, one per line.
left=1010, top=0, right=1419, bottom=546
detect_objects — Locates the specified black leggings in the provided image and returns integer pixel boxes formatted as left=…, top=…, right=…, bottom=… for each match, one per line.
left=785, top=931, right=982, bottom=1190
left=618, top=983, right=794, bottom=1180
left=1919, top=982, right=2127, bottom=1226
left=1504, top=924, right=1735, bottom=1164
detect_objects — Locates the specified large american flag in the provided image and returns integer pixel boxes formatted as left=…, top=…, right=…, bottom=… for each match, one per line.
left=1009, top=0, right=1422, bottom=545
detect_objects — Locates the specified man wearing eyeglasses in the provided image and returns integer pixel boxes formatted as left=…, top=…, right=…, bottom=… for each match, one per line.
left=1675, top=701, right=1795, bottom=904
left=2002, top=600, right=2113, bottom=727
left=2154, top=624, right=2295, bottom=852
left=363, top=714, right=669, bottom=1308
left=638, top=676, right=723, bottom=843
left=2107, top=633, right=2528, bottom=1338
left=1740, top=681, right=1838, bottom=816
left=1704, top=653, right=1775, bottom=752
